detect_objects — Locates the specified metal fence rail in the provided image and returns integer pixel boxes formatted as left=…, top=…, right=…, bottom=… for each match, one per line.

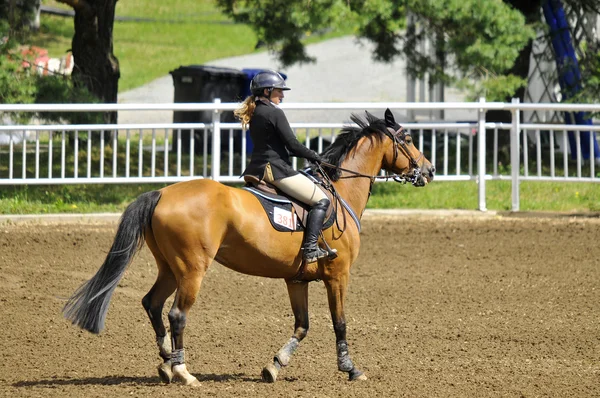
left=1, top=99, right=599, bottom=211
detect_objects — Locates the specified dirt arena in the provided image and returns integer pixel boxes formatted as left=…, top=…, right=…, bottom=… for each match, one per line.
left=1, top=212, right=599, bottom=397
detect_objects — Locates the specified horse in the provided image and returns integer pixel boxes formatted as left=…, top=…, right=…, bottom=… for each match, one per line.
left=63, top=108, right=435, bottom=386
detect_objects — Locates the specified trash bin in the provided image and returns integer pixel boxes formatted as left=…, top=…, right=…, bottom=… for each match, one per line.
left=170, top=65, right=247, bottom=153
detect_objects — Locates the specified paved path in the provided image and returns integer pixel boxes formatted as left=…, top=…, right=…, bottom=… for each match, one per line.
left=117, top=36, right=472, bottom=125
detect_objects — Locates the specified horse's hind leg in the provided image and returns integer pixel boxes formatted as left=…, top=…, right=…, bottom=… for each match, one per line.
left=262, top=281, right=309, bottom=383
left=168, top=264, right=209, bottom=387
left=141, top=264, right=177, bottom=384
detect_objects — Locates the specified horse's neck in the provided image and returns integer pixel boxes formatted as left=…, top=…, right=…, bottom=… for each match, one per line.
left=332, top=138, right=385, bottom=219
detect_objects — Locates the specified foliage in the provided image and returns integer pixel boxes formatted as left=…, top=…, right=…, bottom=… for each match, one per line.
left=0, top=43, right=38, bottom=122
left=34, top=75, right=104, bottom=124
left=32, top=0, right=261, bottom=92
left=1, top=0, right=39, bottom=118
left=215, top=0, right=353, bottom=66
left=571, top=41, right=600, bottom=106
left=1, top=0, right=102, bottom=123
left=0, top=40, right=102, bottom=124
left=458, top=74, right=528, bottom=102
left=216, top=0, right=535, bottom=100
left=0, top=0, right=38, bottom=35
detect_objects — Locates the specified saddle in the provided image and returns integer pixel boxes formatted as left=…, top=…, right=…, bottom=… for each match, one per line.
left=242, top=172, right=336, bottom=233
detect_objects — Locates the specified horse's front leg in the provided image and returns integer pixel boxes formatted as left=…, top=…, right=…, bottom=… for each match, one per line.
left=324, top=272, right=367, bottom=381
left=262, top=281, right=309, bottom=383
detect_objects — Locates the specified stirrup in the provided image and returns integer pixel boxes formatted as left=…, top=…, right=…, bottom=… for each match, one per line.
left=302, top=246, right=329, bottom=263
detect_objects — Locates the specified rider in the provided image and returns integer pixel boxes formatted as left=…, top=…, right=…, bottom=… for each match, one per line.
left=235, top=70, right=330, bottom=263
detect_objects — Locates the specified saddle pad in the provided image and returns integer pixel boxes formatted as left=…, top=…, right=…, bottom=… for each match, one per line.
left=243, top=186, right=335, bottom=232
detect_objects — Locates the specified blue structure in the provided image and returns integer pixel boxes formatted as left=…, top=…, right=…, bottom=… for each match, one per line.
left=542, top=0, right=600, bottom=161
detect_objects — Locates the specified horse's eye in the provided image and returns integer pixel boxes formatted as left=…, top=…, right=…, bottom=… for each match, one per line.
left=405, top=135, right=413, bottom=144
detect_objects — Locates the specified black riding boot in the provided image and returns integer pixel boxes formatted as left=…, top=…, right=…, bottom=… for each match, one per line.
left=302, top=198, right=330, bottom=263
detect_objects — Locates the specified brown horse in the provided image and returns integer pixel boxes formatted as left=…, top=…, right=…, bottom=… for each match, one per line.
left=63, top=109, right=435, bottom=385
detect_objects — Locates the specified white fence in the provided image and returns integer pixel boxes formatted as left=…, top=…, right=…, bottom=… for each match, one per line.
left=1, top=99, right=599, bottom=211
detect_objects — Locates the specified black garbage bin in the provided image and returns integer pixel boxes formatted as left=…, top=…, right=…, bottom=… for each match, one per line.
left=170, top=65, right=247, bottom=153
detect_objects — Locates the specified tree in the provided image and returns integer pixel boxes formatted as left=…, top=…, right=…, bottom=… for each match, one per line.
left=1, top=0, right=38, bottom=32
left=0, top=0, right=103, bottom=125
left=217, top=0, right=534, bottom=100
left=216, top=0, right=599, bottom=102
left=56, top=0, right=119, bottom=123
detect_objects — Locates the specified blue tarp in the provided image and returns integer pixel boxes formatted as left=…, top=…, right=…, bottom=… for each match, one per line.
left=542, top=0, right=599, bottom=160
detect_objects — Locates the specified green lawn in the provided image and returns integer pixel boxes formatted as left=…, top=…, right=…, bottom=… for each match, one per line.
left=0, top=180, right=598, bottom=215
left=14, top=2, right=600, bottom=214
left=368, top=180, right=600, bottom=212
left=31, top=0, right=348, bottom=92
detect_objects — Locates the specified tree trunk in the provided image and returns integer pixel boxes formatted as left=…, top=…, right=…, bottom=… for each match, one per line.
left=64, top=0, right=120, bottom=124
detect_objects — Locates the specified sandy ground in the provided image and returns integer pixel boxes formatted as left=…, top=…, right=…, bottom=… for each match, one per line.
left=1, top=213, right=599, bottom=397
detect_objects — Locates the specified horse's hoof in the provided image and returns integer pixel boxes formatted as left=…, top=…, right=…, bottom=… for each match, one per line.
left=157, top=361, right=173, bottom=384
left=262, top=363, right=279, bottom=383
left=176, top=375, right=201, bottom=387
left=172, top=363, right=201, bottom=387
left=186, top=378, right=202, bottom=387
left=348, top=368, right=367, bottom=381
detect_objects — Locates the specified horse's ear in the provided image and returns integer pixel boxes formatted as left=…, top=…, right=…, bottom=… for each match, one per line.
left=384, top=108, right=396, bottom=128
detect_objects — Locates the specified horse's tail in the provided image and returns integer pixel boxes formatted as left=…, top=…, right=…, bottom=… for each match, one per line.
left=62, top=190, right=162, bottom=334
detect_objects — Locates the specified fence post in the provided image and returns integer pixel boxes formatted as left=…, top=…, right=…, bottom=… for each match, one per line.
left=211, top=98, right=221, bottom=181
left=477, top=97, right=487, bottom=211
left=510, top=98, right=521, bottom=211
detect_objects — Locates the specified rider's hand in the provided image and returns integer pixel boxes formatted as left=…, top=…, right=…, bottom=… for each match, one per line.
left=310, top=151, right=323, bottom=164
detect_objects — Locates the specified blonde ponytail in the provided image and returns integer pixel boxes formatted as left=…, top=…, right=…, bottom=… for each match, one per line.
left=234, top=96, right=256, bottom=129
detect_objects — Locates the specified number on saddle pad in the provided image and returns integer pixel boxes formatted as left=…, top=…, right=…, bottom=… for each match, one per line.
left=273, top=207, right=296, bottom=231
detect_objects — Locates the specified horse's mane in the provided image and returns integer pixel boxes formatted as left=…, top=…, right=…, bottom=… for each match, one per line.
left=319, top=111, right=389, bottom=181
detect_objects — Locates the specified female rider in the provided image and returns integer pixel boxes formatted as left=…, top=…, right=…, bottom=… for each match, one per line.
left=235, top=70, right=330, bottom=263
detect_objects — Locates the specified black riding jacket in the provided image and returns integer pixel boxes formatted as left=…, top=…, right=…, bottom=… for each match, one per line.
left=242, top=99, right=320, bottom=181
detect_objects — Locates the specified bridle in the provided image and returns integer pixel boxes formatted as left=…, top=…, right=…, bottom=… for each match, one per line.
left=312, top=125, right=426, bottom=236
left=317, top=125, right=424, bottom=186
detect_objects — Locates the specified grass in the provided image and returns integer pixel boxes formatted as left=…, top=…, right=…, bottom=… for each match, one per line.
left=0, top=130, right=598, bottom=214
left=31, top=1, right=257, bottom=91
left=0, top=133, right=598, bottom=214
left=368, top=180, right=600, bottom=212
left=12, top=2, right=600, bottom=215
left=29, top=0, right=350, bottom=92
left=0, top=183, right=167, bottom=214
left=0, top=180, right=598, bottom=215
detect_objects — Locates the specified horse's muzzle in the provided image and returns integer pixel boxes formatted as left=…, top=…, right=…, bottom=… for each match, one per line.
left=412, top=164, right=435, bottom=187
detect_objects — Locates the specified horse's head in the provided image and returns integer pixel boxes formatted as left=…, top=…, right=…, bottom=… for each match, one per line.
left=382, top=109, right=435, bottom=187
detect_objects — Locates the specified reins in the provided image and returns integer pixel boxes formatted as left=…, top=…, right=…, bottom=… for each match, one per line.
left=317, top=126, right=424, bottom=185
left=312, top=125, right=424, bottom=235
left=318, top=160, right=409, bottom=182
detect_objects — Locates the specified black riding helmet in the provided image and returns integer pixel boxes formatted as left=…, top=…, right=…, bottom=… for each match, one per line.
left=250, top=70, right=290, bottom=97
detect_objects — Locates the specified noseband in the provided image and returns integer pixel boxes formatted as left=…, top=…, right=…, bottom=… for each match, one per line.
left=386, top=126, right=424, bottom=185
left=314, top=125, right=425, bottom=235
left=317, top=125, right=424, bottom=185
